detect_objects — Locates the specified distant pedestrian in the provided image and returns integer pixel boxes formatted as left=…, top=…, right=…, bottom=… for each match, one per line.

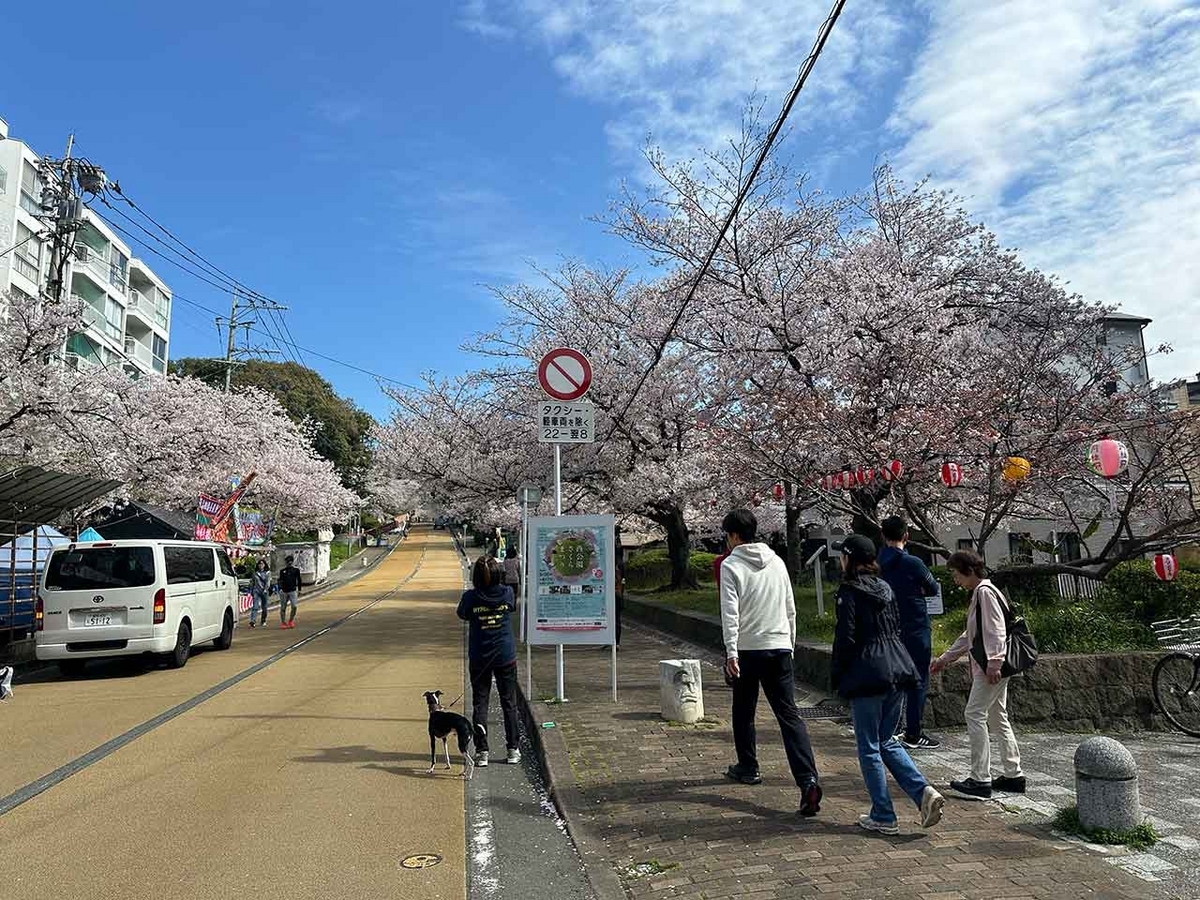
left=877, top=516, right=942, bottom=749
left=719, top=509, right=822, bottom=817
left=278, top=555, right=301, bottom=629
left=457, top=557, right=522, bottom=767
left=832, top=534, right=944, bottom=834
left=931, top=551, right=1024, bottom=800
left=502, top=545, right=522, bottom=595
left=250, top=558, right=271, bottom=627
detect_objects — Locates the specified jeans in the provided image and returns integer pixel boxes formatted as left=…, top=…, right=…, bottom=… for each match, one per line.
left=900, top=631, right=931, bottom=739
left=470, top=660, right=521, bottom=754
left=252, top=590, right=269, bottom=624
left=851, top=690, right=930, bottom=824
left=965, top=676, right=1023, bottom=782
left=731, top=650, right=819, bottom=787
left=280, top=590, right=298, bottom=623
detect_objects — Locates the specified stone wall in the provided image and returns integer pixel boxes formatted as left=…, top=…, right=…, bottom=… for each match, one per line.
left=624, top=594, right=1166, bottom=732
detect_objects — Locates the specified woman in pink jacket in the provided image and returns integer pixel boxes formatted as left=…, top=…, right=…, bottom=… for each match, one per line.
left=930, top=550, right=1024, bottom=800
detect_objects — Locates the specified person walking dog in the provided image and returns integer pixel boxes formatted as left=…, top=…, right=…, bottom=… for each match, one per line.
left=832, top=534, right=944, bottom=834
left=931, top=550, right=1025, bottom=799
left=719, top=508, right=822, bottom=817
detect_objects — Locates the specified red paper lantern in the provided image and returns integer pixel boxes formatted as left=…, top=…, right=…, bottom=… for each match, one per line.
left=821, top=474, right=837, bottom=491
left=855, top=467, right=875, bottom=486
left=1153, top=553, right=1179, bottom=582
left=1088, top=438, right=1129, bottom=479
left=879, top=460, right=904, bottom=482
left=940, top=462, right=964, bottom=488
left=772, top=483, right=785, bottom=501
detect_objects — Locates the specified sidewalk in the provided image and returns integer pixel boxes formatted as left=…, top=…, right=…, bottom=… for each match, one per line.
left=526, top=622, right=1168, bottom=900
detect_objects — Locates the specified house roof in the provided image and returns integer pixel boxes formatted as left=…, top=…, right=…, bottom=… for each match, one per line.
left=93, top=500, right=194, bottom=536
left=1102, top=312, right=1152, bottom=326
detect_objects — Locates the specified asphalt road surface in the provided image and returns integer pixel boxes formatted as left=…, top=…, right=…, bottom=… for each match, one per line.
left=0, top=530, right=590, bottom=900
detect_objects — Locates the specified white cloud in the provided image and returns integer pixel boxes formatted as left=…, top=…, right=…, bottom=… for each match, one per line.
left=460, top=0, right=515, bottom=38
left=890, top=0, right=1200, bottom=382
left=473, top=0, right=906, bottom=165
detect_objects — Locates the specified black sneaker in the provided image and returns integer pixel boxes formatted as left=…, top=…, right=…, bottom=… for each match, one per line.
left=949, top=778, right=992, bottom=800
left=799, top=781, right=822, bottom=817
left=900, top=734, right=942, bottom=750
left=725, top=765, right=762, bottom=785
left=992, top=775, right=1027, bottom=794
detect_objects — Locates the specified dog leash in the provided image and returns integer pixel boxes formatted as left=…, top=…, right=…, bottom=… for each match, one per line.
left=445, top=692, right=464, bottom=709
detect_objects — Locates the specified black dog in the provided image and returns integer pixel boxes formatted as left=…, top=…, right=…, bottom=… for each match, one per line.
left=424, top=690, right=484, bottom=778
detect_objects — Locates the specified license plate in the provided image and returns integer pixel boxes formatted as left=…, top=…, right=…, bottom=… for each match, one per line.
left=85, top=613, right=114, bottom=627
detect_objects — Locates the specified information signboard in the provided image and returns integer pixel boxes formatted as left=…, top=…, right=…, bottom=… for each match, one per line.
left=526, top=514, right=615, bottom=646
left=537, top=401, right=595, bottom=444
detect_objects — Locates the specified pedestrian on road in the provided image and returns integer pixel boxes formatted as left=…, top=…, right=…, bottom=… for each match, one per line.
left=278, top=555, right=301, bottom=629
left=457, top=557, right=522, bottom=767
left=718, top=508, right=822, bottom=817
left=502, top=545, right=521, bottom=595
left=931, top=550, right=1025, bottom=800
left=877, top=516, right=942, bottom=750
left=250, top=558, right=270, bottom=627
left=831, top=534, right=944, bottom=834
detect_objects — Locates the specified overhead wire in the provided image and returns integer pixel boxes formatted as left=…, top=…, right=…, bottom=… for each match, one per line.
left=605, top=0, right=849, bottom=437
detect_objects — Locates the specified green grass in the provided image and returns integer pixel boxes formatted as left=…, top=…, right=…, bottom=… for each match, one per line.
left=329, top=541, right=356, bottom=571
left=1051, top=806, right=1158, bottom=850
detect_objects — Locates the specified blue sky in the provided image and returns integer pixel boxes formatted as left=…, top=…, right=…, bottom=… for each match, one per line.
left=5, top=1, right=1198, bottom=418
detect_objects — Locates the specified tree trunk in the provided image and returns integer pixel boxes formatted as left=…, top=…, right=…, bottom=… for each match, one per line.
left=648, top=504, right=696, bottom=590
left=785, top=489, right=804, bottom=582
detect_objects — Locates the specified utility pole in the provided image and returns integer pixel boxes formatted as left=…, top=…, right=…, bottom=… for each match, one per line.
left=214, top=288, right=287, bottom=391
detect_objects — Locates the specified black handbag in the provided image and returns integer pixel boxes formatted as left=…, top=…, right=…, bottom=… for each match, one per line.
left=971, top=584, right=1038, bottom=677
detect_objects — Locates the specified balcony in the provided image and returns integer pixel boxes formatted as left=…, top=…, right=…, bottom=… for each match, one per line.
left=73, top=246, right=127, bottom=295
left=79, top=300, right=122, bottom=343
left=124, top=336, right=155, bottom=369
left=19, top=190, right=42, bottom=217
left=64, top=352, right=100, bottom=372
left=127, top=289, right=169, bottom=330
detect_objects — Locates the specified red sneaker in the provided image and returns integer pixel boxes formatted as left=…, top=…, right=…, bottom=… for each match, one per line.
left=280, top=623, right=289, bottom=630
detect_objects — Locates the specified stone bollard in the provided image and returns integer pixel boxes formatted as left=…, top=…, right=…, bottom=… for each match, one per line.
left=660, top=659, right=704, bottom=723
left=1074, top=736, right=1141, bottom=833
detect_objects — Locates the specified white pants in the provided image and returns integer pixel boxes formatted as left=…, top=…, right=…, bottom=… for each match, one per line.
left=965, top=676, right=1022, bottom=782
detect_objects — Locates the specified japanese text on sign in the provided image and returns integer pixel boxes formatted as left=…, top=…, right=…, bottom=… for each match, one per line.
left=537, top=401, right=595, bottom=444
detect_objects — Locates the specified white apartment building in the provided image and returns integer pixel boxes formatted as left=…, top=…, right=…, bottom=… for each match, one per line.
left=0, top=115, right=171, bottom=377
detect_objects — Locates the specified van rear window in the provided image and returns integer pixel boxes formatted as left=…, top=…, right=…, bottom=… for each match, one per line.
left=45, top=547, right=156, bottom=590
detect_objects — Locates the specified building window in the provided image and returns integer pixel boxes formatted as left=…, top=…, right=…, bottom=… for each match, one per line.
left=1007, top=532, right=1034, bottom=565
left=14, top=223, right=41, bottom=283
left=1058, top=532, right=1082, bottom=562
left=20, top=162, right=41, bottom=215
left=152, top=334, right=167, bottom=373
left=0, top=164, right=7, bottom=195
left=956, top=538, right=976, bottom=552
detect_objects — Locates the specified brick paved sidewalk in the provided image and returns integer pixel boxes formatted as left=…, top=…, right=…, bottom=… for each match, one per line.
left=526, top=623, right=1167, bottom=900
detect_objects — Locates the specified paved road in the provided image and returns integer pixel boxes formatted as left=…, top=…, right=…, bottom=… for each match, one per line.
left=0, top=533, right=468, bottom=899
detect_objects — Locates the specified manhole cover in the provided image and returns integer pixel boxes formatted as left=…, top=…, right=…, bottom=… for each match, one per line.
left=400, top=854, right=443, bottom=870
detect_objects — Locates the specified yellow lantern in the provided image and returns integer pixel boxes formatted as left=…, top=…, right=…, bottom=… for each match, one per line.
left=1003, top=456, right=1032, bottom=481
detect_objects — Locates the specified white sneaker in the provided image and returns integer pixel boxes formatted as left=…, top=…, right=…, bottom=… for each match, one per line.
left=858, top=815, right=900, bottom=835
left=476, top=751, right=489, bottom=767
left=920, top=786, right=945, bottom=828
left=506, top=748, right=521, bottom=765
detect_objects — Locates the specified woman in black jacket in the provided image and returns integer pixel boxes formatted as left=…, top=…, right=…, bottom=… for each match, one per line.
left=832, top=535, right=944, bottom=834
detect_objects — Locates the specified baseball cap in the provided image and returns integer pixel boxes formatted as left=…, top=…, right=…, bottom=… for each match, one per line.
left=831, top=534, right=877, bottom=562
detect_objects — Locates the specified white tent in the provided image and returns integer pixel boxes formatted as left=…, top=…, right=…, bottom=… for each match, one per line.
left=0, top=525, right=71, bottom=572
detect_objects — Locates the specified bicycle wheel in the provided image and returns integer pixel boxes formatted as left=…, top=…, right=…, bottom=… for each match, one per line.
left=1152, top=653, right=1200, bottom=737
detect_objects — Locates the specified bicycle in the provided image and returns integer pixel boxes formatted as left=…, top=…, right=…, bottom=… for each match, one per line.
left=1151, top=615, right=1200, bottom=737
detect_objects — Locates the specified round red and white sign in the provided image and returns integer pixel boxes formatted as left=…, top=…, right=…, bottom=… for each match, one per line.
left=537, top=348, right=593, bottom=401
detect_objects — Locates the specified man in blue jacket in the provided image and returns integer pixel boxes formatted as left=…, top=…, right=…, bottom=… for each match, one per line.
left=878, top=516, right=942, bottom=750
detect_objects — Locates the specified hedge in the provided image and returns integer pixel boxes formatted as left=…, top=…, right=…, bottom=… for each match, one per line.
left=624, top=548, right=719, bottom=591
left=1095, top=561, right=1200, bottom=626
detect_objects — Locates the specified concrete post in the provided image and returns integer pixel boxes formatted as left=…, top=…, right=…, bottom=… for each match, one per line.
left=1074, top=736, right=1141, bottom=833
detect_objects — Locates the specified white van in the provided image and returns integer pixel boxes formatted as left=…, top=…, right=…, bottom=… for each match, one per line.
left=36, top=540, right=238, bottom=675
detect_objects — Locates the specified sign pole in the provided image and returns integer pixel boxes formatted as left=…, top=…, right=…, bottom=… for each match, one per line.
left=553, top=442, right=566, bottom=702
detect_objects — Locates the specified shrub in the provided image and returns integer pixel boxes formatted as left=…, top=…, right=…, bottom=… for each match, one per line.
left=991, top=569, right=1060, bottom=608
left=1027, top=600, right=1156, bottom=654
left=930, top=566, right=970, bottom=611
left=624, top=549, right=718, bottom=591
left=1094, top=561, right=1200, bottom=626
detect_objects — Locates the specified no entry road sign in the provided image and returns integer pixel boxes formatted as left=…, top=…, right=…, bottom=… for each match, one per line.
left=537, top=348, right=593, bottom=401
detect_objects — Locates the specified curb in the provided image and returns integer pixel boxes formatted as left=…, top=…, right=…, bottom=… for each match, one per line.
left=519, top=689, right=628, bottom=900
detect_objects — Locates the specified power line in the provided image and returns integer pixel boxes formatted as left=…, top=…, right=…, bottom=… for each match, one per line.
left=606, top=0, right=849, bottom=437
left=0, top=231, right=45, bottom=260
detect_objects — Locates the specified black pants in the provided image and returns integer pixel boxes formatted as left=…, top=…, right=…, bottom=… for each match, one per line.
left=731, top=649, right=819, bottom=786
left=900, top=631, right=931, bottom=740
left=470, top=660, right=521, bottom=754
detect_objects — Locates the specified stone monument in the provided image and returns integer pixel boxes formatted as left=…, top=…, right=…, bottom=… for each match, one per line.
left=1074, top=736, right=1141, bottom=833
left=659, top=659, right=703, bottom=723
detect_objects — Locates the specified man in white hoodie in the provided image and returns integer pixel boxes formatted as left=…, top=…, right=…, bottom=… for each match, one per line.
left=720, top=509, right=822, bottom=816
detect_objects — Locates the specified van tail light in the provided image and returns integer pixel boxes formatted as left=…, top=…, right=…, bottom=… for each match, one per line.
left=35, top=595, right=44, bottom=632
left=153, top=589, right=166, bottom=624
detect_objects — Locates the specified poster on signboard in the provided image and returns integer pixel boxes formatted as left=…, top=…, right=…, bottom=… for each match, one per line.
left=527, top=514, right=615, bottom=646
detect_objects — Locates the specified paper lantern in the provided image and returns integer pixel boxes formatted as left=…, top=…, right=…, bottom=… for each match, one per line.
left=1153, top=553, right=1179, bottom=582
left=940, top=462, right=964, bottom=488
left=772, top=483, right=785, bottom=501
left=1088, top=438, right=1129, bottom=479
left=821, top=474, right=838, bottom=491
left=841, top=471, right=854, bottom=490
left=856, top=466, right=875, bottom=486
left=1003, top=457, right=1032, bottom=481
left=879, top=460, right=904, bottom=482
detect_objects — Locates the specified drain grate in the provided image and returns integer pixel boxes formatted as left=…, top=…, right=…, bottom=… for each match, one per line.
left=400, top=853, right=443, bottom=869
left=798, top=704, right=849, bottom=719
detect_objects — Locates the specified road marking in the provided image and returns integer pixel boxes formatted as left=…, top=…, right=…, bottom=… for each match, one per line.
left=0, top=550, right=426, bottom=818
